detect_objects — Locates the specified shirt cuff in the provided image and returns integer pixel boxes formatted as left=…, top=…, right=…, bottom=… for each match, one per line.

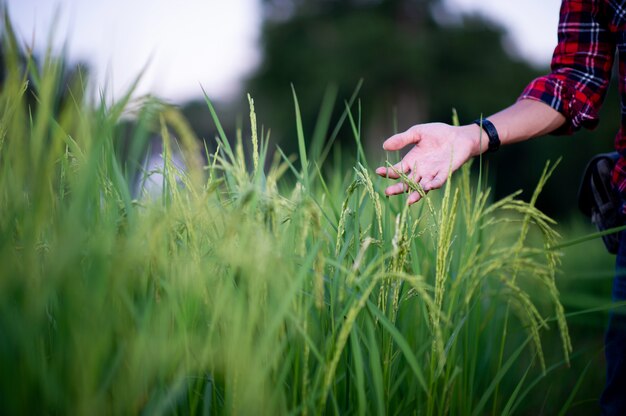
left=518, top=75, right=600, bottom=135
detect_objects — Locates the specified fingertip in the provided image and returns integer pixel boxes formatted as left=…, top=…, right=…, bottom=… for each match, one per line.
left=385, top=182, right=406, bottom=196
left=375, top=167, right=386, bottom=176
left=407, top=192, right=421, bottom=205
left=382, top=134, right=402, bottom=151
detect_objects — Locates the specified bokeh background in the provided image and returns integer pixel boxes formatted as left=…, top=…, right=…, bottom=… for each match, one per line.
left=3, top=1, right=620, bottom=412
left=7, top=0, right=618, bottom=220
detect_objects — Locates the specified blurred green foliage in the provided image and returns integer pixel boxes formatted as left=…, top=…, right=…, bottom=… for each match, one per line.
left=0, top=7, right=619, bottom=414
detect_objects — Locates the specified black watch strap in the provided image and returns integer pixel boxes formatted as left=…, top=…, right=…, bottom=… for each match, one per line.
left=473, top=118, right=500, bottom=153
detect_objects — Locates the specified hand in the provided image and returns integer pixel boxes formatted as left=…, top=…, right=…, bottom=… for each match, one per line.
left=375, top=123, right=480, bottom=204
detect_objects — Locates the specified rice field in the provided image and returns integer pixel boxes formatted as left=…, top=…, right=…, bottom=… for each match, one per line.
left=0, top=17, right=608, bottom=415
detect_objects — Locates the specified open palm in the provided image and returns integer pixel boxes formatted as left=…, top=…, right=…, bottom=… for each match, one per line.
left=375, top=123, right=477, bottom=204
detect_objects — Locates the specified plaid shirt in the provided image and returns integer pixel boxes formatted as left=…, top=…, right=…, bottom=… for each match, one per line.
left=519, top=0, right=626, bottom=210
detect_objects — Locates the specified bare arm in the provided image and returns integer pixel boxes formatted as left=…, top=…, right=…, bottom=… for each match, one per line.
left=486, top=99, right=566, bottom=146
left=375, top=99, right=566, bottom=204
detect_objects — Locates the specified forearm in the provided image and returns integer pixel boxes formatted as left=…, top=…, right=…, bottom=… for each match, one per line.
left=462, top=98, right=566, bottom=157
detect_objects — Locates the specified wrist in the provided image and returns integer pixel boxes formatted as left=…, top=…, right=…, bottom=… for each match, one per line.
left=458, top=124, right=485, bottom=157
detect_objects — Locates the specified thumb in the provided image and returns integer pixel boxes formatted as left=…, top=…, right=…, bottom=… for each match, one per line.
left=383, top=126, right=421, bottom=151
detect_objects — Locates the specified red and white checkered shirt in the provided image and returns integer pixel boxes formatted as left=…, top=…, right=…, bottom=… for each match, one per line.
left=519, top=0, right=626, bottom=211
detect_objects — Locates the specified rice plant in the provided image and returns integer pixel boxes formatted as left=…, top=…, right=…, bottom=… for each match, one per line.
left=0, top=15, right=579, bottom=415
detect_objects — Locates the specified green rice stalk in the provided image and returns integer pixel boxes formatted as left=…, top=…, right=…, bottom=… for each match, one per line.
left=335, top=180, right=358, bottom=256
left=248, top=94, right=259, bottom=174
left=318, top=272, right=382, bottom=412
left=355, top=163, right=383, bottom=237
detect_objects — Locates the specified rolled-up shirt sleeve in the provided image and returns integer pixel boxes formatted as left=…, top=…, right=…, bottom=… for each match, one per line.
left=519, top=0, right=615, bottom=135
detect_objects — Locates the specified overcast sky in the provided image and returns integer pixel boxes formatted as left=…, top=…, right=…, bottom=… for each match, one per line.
left=6, top=0, right=562, bottom=104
